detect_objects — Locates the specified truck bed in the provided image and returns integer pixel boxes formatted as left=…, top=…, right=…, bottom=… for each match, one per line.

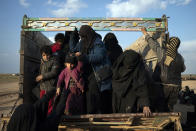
left=1, top=112, right=182, bottom=131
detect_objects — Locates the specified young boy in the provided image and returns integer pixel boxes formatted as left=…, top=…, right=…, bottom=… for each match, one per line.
left=36, top=45, right=60, bottom=114
left=56, top=54, right=85, bottom=115
left=51, top=33, right=64, bottom=53
left=51, top=33, right=67, bottom=71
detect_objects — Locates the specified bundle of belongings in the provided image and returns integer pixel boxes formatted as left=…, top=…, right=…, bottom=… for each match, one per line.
left=179, top=86, right=196, bottom=105
left=176, top=86, right=196, bottom=128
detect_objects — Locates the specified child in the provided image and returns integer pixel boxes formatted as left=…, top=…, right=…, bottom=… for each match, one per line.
left=51, top=33, right=64, bottom=53
left=36, top=45, right=59, bottom=114
left=56, top=54, right=85, bottom=115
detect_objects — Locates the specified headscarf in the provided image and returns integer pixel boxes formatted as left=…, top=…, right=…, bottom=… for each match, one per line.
left=112, top=50, right=148, bottom=97
left=103, top=32, right=119, bottom=51
left=64, top=31, right=72, bottom=45
left=62, top=31, right=71, bottom=53
left=79, top=25, right=96, bottom=54
left=65, top=55, right=77, bottom=65
left=164, top=37, right=180, bottom=66
left=103, top=32, right=123, bottom=64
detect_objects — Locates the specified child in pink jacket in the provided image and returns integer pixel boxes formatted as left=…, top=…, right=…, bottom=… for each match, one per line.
left=56, top=54, right=84, bottom=115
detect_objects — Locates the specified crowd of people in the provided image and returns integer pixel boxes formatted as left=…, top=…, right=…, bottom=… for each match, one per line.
left=7, top=25, right=186, bottom=131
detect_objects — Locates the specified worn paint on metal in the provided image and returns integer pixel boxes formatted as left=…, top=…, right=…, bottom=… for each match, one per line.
left=22, top=15, right=168, bottom=32
left=23, top=29, right=45, bottom=31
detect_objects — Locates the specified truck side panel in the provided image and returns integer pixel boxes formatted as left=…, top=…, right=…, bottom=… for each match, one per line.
left=20, top=31, right=52, bottom=104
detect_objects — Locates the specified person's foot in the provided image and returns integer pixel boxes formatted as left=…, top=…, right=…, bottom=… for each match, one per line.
left=64, top=110, right=70, bottom=115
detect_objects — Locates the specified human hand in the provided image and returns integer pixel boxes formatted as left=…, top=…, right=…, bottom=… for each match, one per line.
left=143, top=106, right=151, bottom=117
left=56, top=88, right=61, bottom=96
left=75, top=52, right=81, bottom=56
left=36, top=75, right=43, bottom=82
left=41, top=59, right=44, bottom=64
left=141, top=27, right=147, bottom=35
left=69, top=53, right=74, bottom=56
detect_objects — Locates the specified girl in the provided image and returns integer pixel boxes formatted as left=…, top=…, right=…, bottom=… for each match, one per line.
left=56, top=55, right=84, bottom=115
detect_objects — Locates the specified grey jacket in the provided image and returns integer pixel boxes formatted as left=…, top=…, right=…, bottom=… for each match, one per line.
left=145, top=34, right=186, bottom=85
left=39, top=57, right=59, bottom=92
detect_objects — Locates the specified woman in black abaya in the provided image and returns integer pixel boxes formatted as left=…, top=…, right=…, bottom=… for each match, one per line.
left=7, top=89, right=69, bottom=131
left=103, top=32, right=123, bottom=65
left=112, top=50, right=151, bottom=117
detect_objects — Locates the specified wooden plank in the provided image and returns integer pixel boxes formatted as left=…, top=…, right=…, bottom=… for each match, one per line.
left=58, top=125, right=162, bottom=130
left=1, top=113, right=182, bottom=131
left=62, top=121, right=133, bottom=125
left=59, top=113, right=182, bottom=130
left=171, top=117, right=183, bottom=131
left=0, top=117, right=10, bottom=122
left=61, top=113, right=180, bottom=119
left=153, top=116, right=170, bottom=127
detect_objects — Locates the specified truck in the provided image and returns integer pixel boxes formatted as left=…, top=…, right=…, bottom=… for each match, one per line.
left=1, top=15, right=183, bottom=131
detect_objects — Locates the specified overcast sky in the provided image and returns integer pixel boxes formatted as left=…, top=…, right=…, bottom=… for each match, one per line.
left=0, top=0, right=196, bottom=74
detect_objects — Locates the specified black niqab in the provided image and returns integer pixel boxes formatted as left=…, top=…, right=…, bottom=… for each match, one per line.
left=112, top=50, right=145, bottom=97
left=103, top=33, right=123, bottom=65
left=79, top=25, right=96, bottom=54
left=112, top=50, right=147, bottom=102
left=112, top=50, right=149, bottom=112
left=103, top=32, right=119, bottom=51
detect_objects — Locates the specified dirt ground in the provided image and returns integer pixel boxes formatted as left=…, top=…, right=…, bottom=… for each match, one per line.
left=182, top=80, right=196, bottom=92
left=0, top=74, right=19, bottom=84
left=0, top=74, right=22, bottom=117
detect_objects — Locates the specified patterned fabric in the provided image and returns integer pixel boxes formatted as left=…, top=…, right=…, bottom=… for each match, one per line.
left=165, top=37, right=180, bottom=66
left=68, top=77, right=76, bottom=88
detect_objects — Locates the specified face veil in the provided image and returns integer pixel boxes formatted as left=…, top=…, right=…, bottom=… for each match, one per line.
left=79, top=25, right=96, bottom=54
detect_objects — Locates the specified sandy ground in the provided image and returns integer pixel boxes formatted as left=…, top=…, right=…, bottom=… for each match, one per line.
left=182, top=80, right=196, bottom=92
left=0, top=82, right=22, bottom=116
